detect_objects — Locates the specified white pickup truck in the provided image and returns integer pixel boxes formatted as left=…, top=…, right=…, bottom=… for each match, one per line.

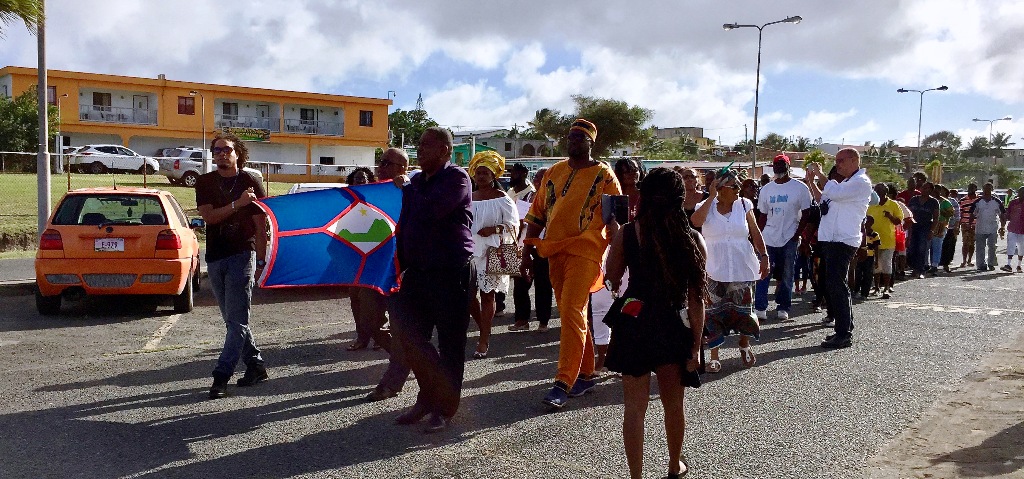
left=157, top=147, right=263, bottom=187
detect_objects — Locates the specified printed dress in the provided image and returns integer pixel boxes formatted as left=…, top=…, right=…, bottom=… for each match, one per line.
left=471, top=195, right=519, bottom=293
left=698, top=197, right=761, bottom=349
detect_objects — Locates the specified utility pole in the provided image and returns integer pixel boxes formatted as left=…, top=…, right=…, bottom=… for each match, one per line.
left=36, top=3, right=50, bottom=235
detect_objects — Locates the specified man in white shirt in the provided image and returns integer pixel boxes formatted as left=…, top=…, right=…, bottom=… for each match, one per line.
left=755, top=154, right=812, bottom=321
left=806, top=148, right=873, bottom=349
left=971, top=182, right=1007, bottom=271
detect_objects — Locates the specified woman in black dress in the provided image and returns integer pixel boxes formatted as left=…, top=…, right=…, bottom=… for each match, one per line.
left=604, top=167, right=709, bottom=479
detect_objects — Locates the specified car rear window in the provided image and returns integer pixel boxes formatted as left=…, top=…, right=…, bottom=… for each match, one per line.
left=53, top=195, right=168, bottom=226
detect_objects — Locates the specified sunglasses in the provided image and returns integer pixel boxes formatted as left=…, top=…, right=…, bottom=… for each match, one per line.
left=378, top=159, right=402, bottom=168
left=212, top=146, right=234, bottom=155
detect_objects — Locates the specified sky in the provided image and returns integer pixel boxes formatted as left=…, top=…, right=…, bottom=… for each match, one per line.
left=2, top=0, right=1024, bottom=149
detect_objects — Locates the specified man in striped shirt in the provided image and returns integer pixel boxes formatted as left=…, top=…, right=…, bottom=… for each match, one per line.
left=958, top=183, right=979, bottom=268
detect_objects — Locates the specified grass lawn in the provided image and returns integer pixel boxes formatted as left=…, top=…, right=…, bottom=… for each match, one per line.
left=0, top=173, right=292, bottom=250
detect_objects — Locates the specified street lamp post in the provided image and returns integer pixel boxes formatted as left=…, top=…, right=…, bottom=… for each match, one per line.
left=971, top=116, right=1012, bottom=158
left=189, top=90, right=208, bottom=173
left=55, top=93, right=68, bottom=174
left=723, top=15, right=802, bottom=171
left=897, top=85, right=948, bottom=178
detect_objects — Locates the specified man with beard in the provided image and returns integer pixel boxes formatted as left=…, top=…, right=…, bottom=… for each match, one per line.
left=754, top=154, right=811, bottom=321
left=196, top=132, right=269, bottom=399
left=521, top=119, right=622, bottom=409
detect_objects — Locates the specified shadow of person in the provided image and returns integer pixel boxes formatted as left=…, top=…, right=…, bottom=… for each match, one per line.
left=927, top=420, right=1024, bottom=477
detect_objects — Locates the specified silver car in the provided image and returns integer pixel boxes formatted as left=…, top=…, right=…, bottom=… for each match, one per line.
left=158, top=147, right=263, bottom=188
left=68, top=144, right=159, bottom=174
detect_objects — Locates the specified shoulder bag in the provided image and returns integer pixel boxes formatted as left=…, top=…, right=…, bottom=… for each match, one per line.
left=485, top=229, right=522, bottom=276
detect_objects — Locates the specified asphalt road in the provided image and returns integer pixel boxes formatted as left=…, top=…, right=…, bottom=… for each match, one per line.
left=0, top=258, right=1021, bottom=478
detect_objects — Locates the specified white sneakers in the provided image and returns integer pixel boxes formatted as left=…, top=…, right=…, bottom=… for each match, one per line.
left=755, top=309, right=767, bottom=320
left=776, top=310, right=790, bottom=321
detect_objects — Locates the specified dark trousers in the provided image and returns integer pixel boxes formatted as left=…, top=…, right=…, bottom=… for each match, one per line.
left=513, top=276, right=532, bottom=322
left=532, top=256, right=552, bottom=326
left=821, top=242, right=857, bottom=340
left=389, top=262, right=475, bottom=417
left=352, top=288, right=391, bottom=350
left=940, top=230, right=958, bottom=267
left=376, top=298, right=412, bottom=393
left=908, top=225, right=932, bottom=273
left=856, top=257, right=874, bottom=297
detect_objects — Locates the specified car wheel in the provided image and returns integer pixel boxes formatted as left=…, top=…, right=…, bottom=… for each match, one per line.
left=173, top=272, right=195, bottom=313
left=182, top=172, right=199, bottom=188
left=36, top=289, right=61, bottom=316
left=138, top=165, right=156, bottom=175
left=192, top=265, right=201, bottom=291
left=88, top=161, right=107, bottom=174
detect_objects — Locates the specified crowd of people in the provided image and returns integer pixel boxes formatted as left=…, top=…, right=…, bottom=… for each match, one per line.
left=194, top=122, right=1024, bottom=479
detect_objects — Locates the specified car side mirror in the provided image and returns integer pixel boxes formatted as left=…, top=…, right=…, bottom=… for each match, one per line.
left=189, top=217, right=206, bottom=229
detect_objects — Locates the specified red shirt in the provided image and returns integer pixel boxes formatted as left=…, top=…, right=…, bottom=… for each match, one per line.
left=895, top=188, right=919, bottom=204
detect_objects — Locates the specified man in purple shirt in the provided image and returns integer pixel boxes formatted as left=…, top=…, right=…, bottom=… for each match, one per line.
left=388, top=127, right=475, bottom=433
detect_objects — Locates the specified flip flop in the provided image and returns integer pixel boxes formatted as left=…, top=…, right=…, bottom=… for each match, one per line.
left=346, top=341, right=368, bottom=351
left=706, top=359, right=722, bottom=373
left=740, top=347, right=756, bottom=368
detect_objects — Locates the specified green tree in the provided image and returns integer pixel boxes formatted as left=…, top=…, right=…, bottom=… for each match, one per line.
left=964, top=136, right=991, bottom=158
left=990, top=164, right=1020, bottom=189
left=802, top=150, right=833, bottom=178
left=0, top=0, right=42, bottom=36
left=990, top=132, right=1016, bottom=158
left=387, top=102, right=438, bottom=148
left=0, top=87, right=57, bottom=153
left=921, top=130, right=962, bottom=155
left=528, top=95, right=653, bottom=158
left=758, top=132, right=791, bottom=152
left=791, top=136, right=813, bottom=152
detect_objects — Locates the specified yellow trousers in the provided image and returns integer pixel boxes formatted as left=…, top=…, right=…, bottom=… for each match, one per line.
left=548, top=254, right=598, bottom=388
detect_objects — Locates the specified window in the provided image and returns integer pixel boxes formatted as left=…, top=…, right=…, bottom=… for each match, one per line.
left=178, top=96, right=195, bottom=115
left=505, top=142, right=512, bottom=152
left=93, top=92, right=112, bottom=111
left=222, top=102, right=239, bottom=119
left=300, top=108, right=316, bottom=124
left=359, top=110, right=373, bottom=127
left=47, top=86, right=57, bottom=105
left=319, top=156, right=335, bottom=165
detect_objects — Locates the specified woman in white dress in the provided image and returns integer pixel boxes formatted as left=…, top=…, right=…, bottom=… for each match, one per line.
left=468, top=151, right=519, bottom=359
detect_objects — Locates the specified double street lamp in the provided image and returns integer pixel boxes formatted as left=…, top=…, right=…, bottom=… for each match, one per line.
left=897, top=85, right=948, bottom=178
left=723, top=15, right=803, bottom=169
left=971, top=116, right=1012, bottom=158
left=188, top=90, right=208, bottom=173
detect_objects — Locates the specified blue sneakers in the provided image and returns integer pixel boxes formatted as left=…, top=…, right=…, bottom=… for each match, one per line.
left=568, top=377, right=596, bottom=397
left=542, top=386, right=569, bottom=409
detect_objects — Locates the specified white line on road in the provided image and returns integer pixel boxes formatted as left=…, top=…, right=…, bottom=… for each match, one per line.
left=142, top=314, right=182, bottom=351
left=883, top=301, right=1024, bottom=316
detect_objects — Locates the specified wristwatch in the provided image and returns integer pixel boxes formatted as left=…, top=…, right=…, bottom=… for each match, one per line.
left=256, top=259, right=267, bottom=268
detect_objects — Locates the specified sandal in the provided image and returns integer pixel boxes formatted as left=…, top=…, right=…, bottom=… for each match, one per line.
left=665, top=455, right=690, bottom=478
left=507, top=322, right=530, bottom=332
left=740, top=347, right=756, bottom=368
left=346, top=341, right=368, bottom=351
left=472, top=349, right=488, bottom=359
left=706, top=359, right=722, bottom=374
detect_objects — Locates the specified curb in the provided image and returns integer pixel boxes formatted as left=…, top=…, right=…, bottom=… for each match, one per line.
left=0, top=271, right=209, bottom=297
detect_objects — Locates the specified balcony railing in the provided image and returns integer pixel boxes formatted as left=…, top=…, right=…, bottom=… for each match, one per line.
left=215, top=114, right=281, bottom=132
left=79, top=105, right=157, bottom=125
left=283, top=118, right=343, bottom=136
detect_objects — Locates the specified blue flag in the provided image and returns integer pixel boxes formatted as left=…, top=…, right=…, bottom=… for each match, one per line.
left=255, top=181, right=403, bottom=294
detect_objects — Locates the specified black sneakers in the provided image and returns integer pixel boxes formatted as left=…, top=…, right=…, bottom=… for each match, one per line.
left=209, top=375, right=229, bottom=399
left=237, top=365, right=269, bottom=387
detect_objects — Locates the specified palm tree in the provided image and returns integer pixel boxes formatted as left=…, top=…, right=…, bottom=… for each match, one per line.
left=990, top=132, right=1016, bottom=158
left=0, top=0, right=42, bottom=36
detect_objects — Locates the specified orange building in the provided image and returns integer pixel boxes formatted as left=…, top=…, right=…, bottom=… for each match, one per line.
left=0, top=66, right=391, bottom=182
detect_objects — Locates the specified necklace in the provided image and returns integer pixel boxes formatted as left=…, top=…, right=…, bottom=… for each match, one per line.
left=220, top=174, right=240, bottom=199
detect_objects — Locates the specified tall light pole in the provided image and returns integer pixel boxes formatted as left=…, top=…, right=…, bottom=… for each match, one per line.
left=189, top=90, right=208, bottom=173
left=972, top=116, right=1012, bottom=158
left=724, top=15, right=803, bottom=171
left=897, top=85, right=948, bottom=177
left=387, top=90, right=397, bottom=146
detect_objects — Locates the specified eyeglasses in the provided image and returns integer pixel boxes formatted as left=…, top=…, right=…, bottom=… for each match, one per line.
left=378, top=159, right=398, bottom=168
left=212, top=146, right=234, bottom=155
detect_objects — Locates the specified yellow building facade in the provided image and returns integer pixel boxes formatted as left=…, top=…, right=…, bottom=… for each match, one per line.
left=0, top=66, right=391, bottom=182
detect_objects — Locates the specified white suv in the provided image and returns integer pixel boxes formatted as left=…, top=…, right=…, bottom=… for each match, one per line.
left=157, top=147, right=263, bottom=188
left=68, top=144, right=159, bottom=175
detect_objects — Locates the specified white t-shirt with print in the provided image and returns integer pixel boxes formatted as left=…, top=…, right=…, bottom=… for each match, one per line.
left=757, top=178, right=812, bottom=247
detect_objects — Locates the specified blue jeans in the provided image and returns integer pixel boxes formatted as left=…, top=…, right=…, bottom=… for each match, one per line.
left=976, top=232, right=998, bottom=269
left=930, top=231, right=946, bottom=269
left=755, top=238, right=797, bottom=312
left=821, top=242, right=857, bottom=340
left=208, top=251, right=263, bottom=378
left=908, top=225, right=932, bottom=273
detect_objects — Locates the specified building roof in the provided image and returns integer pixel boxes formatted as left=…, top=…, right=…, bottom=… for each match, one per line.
left=451, top=128, right=510, bottom=137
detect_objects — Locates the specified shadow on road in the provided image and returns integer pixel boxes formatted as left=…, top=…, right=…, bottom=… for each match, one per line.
left=928, top=420, right=1024, bottom=477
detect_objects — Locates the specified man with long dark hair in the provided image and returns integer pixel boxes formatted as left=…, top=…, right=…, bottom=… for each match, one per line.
left=195, top=132, right=268, bottom=399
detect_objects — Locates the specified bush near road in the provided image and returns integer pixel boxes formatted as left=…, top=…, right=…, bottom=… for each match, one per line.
left=0, top=173, right=291, bottom=252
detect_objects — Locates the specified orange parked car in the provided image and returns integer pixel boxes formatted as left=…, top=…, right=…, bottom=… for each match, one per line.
left=35, top=187, right=202, bottom=315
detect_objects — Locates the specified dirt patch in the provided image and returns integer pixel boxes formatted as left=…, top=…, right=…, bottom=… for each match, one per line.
left=0, top=232, right=36, bottom=252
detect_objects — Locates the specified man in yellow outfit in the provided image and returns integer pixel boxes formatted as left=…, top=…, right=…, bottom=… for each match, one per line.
left=521, top=118, right=622, bottom=409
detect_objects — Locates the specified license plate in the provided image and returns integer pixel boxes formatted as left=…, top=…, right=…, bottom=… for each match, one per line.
left=95, top=238, right=124, bottom=252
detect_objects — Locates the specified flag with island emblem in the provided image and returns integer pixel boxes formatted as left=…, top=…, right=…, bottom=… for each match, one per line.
left=254, top=181, right=403, bottom=293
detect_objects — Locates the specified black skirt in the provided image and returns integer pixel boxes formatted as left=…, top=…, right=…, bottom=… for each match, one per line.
left=604, top=299, right=701, bottom=388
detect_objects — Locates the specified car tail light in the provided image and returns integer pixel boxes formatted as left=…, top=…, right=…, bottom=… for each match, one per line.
left=156, top=230, right=182, bottom=250
left=174, top=159, right=180, bottom=170
left=39, top=229, right=63, bottom=250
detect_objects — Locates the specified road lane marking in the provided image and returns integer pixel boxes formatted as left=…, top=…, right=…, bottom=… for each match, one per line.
left=883, top=301, right=1024, bottom=316
left=142, top=314, right=182, bottom=351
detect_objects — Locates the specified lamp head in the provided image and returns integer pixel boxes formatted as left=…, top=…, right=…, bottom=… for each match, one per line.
left=189, top=90, right=197, bottom=97
left=937, top=85, right=948, bottom=91
left=897, top=88, right=909, bottom=93
left=784, top=15, right=802, bottom=24
left=1001, top=116, right=1012, bottom=121
left=723, top=23, right=738, bottom=30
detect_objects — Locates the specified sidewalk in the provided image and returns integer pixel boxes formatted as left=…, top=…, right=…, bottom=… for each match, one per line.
left=865, top=328, right=1024, bottom=478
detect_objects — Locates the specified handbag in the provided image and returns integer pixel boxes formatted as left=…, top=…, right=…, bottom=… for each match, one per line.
left=485, top=230, right=522, bottom=276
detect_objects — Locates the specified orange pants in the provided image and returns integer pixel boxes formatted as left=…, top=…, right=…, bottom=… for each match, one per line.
left=548, top=253, right=599, bottom=389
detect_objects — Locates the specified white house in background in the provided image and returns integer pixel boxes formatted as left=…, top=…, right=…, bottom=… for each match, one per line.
left=452, top=129, right=554, bottom=158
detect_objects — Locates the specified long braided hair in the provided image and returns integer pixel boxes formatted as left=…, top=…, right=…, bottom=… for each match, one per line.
left=634, top=167, right=709, bottom=306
